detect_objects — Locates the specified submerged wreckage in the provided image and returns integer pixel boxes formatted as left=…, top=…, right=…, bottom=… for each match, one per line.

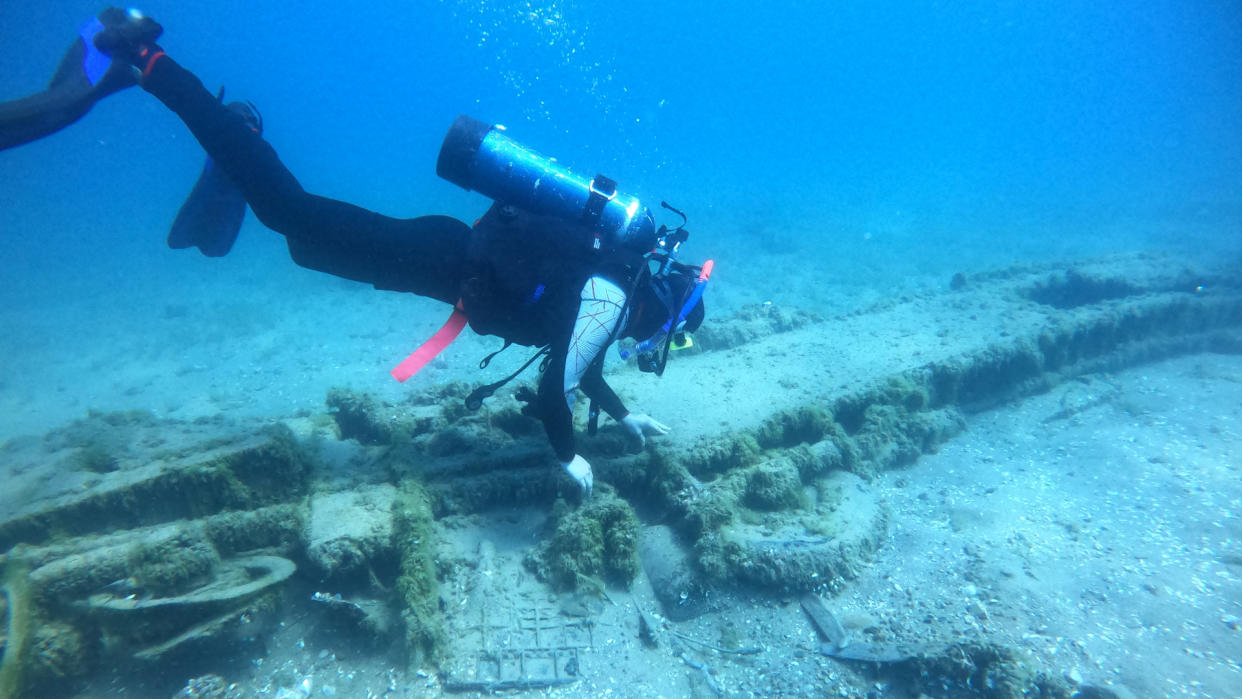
left=1, top=253, right=1239, bottom=696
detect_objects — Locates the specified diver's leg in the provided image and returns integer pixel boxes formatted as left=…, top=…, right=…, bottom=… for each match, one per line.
left=89, top=9, right=471, bottom=303
left=138, top=53, right=469, bottom=304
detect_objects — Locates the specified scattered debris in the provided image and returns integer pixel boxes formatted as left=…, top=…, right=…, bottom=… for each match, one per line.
left=309, top=591, right=395, bottom=640
left=799, top=592, right=851, bottom=652
left=669, top=630, right=762, bottom=656
left=442, top=677, right=579, bottom=692
left=670, top=636, right=723, bottom=697
left=636, top=603, right=658, bottom=648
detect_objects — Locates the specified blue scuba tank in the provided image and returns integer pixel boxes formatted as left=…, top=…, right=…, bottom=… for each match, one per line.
left=436, top=115, right=656, bottom=254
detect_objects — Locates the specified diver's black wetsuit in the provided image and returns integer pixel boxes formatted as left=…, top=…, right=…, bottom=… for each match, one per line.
left=142, top=58, right=471, bottom=305
left=140, top=55, right=630, bottom=462
left=0, top=34, right=134, bottom=150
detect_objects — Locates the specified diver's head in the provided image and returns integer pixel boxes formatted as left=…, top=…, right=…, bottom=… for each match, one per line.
left=625, top=262, right=710, bottom=375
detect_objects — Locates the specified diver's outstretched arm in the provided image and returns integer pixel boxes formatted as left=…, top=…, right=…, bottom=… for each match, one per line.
left=0, top=12, right=140, bottom=150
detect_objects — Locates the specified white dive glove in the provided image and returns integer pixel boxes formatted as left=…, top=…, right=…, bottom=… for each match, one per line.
left=561, top=454, right=593, bottom=498
left=619, top=413, right=671, bottom=447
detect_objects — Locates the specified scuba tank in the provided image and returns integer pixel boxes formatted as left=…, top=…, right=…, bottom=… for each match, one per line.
left=436, top=115, right=656, bottom=255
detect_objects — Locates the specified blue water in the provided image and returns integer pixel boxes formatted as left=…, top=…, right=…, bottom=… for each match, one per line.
left=3, top=1, right=1240, bottom=286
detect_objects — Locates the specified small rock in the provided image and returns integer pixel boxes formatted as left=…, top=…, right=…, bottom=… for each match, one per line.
left=173, top=674, right=241, bottom=699
left=967, top=600, right=989, bottom=623
left=305, top=485, right=397, bottom=584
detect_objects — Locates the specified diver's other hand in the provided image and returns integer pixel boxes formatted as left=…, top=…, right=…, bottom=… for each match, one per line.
left=561, top=455, right=593, bottom=498
left=94, top=7, right=163, bottom=64
left=620, top=412, right=670, bottom=448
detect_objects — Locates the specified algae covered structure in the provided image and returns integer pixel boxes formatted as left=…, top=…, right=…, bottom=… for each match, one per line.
left=0, top=414, right=313, bottom=694
left=526, top=491, right=642, bottom=592
left=0, top=561, right=32, bottom=699
left=392, top=478, right=444, bottom=667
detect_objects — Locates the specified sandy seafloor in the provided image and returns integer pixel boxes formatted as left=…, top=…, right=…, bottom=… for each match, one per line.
left=0, top=222, right=1225, bottom=438
left=37, top=356, right=1242, bottom=699
left=1, top=227, right=1240, bottom=699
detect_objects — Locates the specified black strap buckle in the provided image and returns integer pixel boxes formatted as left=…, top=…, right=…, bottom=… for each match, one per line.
left=583, top=174, right=617, bottom=247
left=478, top=339, right=513, bottom=369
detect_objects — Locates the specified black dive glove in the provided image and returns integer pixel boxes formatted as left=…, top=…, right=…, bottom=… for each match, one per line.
left=93, top=7, right=164, bottom=69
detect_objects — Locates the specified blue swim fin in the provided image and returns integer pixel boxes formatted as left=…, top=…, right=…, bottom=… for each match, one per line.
left=167, top=95, right=260, bottom=257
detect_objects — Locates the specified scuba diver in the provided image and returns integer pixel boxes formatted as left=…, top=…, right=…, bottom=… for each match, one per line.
left=0, top=8, right=711, bottom=497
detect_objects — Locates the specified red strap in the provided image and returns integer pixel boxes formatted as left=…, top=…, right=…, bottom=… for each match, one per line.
left=390, top=308, right=468, bottom=382
left=139, top=49, right=166, bottom=78
left=699, top=258, right=715, bottom=282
